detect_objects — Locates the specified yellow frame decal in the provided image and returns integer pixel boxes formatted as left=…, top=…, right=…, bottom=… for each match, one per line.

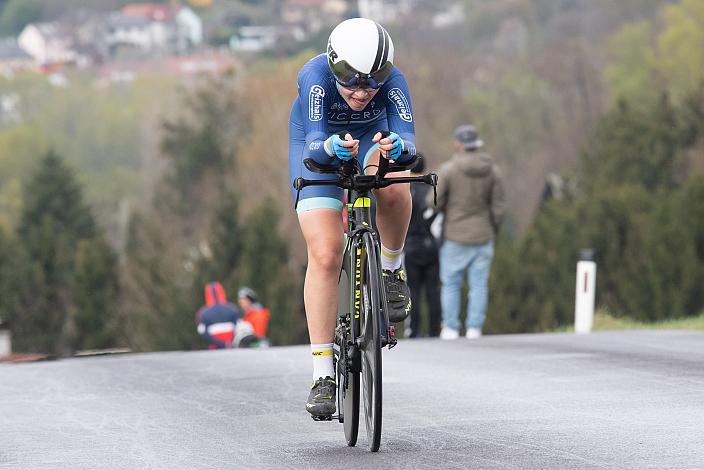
left=354, top=247, right=362, bottom=318
left=353, top=197, right=371, bottom=208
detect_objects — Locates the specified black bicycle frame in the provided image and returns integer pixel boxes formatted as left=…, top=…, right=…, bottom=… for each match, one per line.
left=344, top=185, right=389, bottom=343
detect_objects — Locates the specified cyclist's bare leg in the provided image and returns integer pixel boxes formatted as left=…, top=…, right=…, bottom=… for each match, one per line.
left=298, top=208, right=344, bottom=343
left=365, top=150, right=411, bottom=249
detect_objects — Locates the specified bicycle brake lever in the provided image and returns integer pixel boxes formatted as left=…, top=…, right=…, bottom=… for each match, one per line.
left=294, top=178, right=303, bottom=210
left=423, top=173, right=439, bottom=206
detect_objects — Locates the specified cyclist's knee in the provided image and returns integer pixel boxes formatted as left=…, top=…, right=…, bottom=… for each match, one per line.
left=376, top=183, right=410, bottom=208
left=308, top=243, right=343, bottom=273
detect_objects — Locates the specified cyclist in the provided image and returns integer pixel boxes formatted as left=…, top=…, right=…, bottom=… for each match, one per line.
left=288, top=18, right=417, bottom=418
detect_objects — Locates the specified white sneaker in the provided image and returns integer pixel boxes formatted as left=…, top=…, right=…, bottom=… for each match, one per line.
left=440, top=326, right=459, bottom=340
left=465, top=328, right=482, bottom=339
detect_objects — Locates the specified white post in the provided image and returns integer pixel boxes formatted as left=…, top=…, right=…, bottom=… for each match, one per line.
left=0, top=324, right=10, bottom=357
left=575, top=250, right=596, bottom=334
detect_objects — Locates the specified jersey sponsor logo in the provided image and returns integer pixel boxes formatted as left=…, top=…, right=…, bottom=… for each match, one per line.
left=327, top=108, right=382, bottom=123
left=388, top=88, right=412, bottom=123
left=309, top=85, right=325, bottom=121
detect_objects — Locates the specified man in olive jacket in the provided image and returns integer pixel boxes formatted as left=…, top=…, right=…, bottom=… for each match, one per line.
left=427, top=125, right=506, bottom=339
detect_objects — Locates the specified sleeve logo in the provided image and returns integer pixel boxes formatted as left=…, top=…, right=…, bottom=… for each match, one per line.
left=309, top=85, right=325, bottom=122
left=388, top=88, right=413, bottom=123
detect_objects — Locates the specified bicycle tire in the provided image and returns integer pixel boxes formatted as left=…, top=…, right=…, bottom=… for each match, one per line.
left=336, top=265, right=360, bottom=446
left=359, top=232, right=383, bottom=452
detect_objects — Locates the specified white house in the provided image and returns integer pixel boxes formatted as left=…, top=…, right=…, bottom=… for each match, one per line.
left=176, top=7, right=203, bottom=50
left=18, top=22, right=77, bottom=66
left=107, top=3, right=203, bottom=56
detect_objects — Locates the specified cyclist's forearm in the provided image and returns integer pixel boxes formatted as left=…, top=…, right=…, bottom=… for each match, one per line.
left=305, top=131, right=336, bottom=164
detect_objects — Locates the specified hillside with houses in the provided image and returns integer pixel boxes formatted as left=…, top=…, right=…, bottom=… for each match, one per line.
left=0, top=0, right=429, bottom=81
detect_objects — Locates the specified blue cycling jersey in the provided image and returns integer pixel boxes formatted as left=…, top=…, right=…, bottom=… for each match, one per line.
left=288, top=54, right=416, bottom=212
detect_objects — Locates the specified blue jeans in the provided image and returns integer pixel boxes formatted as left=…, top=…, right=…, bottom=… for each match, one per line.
left=440, top=240, right=494, bottom=331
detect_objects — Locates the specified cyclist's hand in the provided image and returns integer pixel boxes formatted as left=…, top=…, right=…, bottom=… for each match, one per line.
left=325, top=133, right=359, bottom=161
left=372, top=131, right=404, bottom=162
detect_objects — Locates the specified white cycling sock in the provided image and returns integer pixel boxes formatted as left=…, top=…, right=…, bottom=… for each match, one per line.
left=381, top=244, right=404, bottom=271
left=311, top=343, right=334, bottom=380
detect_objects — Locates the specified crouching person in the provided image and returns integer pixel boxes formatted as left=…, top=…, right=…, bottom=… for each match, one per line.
left=195, top=282, right=243, bottom=349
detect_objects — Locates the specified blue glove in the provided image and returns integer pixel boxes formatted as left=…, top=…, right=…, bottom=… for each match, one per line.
left=386, top=132, right=404, bottom=161
left=325, top=134, right=352, bottom=161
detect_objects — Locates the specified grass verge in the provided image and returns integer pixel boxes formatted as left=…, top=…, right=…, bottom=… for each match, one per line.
left=557, top=310, right=704, bottom=332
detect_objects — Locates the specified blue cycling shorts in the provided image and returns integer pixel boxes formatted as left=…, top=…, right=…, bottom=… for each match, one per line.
left=288, top=101, right=388, bottom=214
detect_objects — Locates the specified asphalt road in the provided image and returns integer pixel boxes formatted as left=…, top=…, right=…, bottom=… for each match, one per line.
left=1, top=331, right=703, bottom=470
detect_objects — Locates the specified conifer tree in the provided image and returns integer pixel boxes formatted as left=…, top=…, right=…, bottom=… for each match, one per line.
left=0, top=228, right=26, bottom=337
left=73, top=237, right=120, bottom=350
left=14, top=152, right=118, bottom=355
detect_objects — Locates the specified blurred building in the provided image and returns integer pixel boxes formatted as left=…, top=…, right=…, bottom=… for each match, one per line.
left=18, top=22, right=78, bottom=68
left=358, top=0, right=413, bottom=23
left=97, top=50, right=238, bottom=85
left=107, top=3, right=203, bottom=57
left=282, top=0, right=347, bottom=35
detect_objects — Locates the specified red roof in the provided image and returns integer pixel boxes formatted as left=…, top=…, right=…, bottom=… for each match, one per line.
left=122, top=3, right=181, bottom=22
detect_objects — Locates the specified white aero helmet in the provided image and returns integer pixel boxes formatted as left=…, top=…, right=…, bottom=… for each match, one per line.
left=327, top=18, right=394, bottom=89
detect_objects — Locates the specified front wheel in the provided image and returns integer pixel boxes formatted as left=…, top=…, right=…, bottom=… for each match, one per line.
left=359, top=232, right=383, bottom=452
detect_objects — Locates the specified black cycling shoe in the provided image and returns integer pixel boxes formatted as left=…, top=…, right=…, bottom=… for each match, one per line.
left=383, top=267, right=412, bottom=323
left=306, top=376, right=336, bottom=418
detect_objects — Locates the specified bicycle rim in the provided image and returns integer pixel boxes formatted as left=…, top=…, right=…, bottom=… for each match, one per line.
left=359, top=232, right=383, bottom=452
left=337, top=264, right=359, bottom=446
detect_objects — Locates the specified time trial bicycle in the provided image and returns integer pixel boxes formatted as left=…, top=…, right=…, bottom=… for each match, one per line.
left=293, top=131, right=437, bottom=452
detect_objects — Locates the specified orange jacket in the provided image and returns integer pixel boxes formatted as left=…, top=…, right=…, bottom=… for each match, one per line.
left=243, top=305, right=270, bottom=338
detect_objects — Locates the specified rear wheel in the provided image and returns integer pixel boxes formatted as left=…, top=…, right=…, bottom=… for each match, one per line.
left=359, top=233, right=383, bottom=452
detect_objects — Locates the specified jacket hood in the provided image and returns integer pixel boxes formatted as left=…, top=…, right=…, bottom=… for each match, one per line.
left=452, top=152, right=493, bottom=176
